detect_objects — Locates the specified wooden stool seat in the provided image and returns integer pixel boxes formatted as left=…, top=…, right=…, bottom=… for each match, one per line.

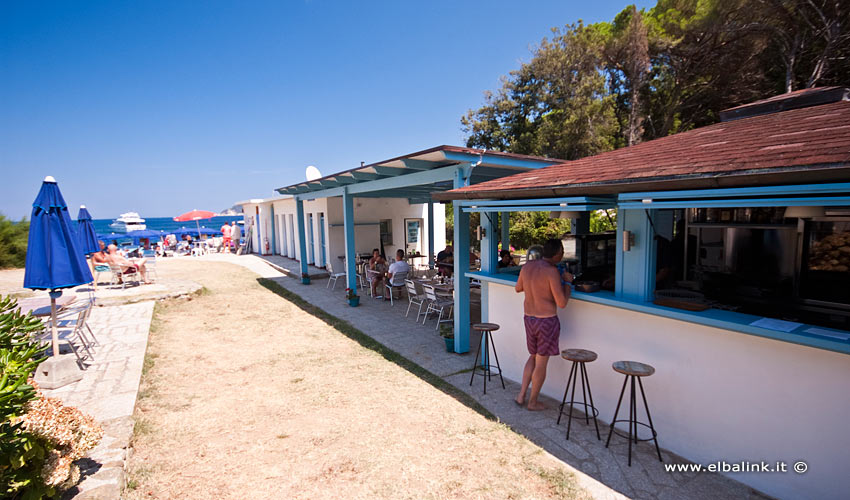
left=472, top=322, right=500, bottom=332
left=561, top=348, right=597, bottom=363
left=613, top=360, right=655, bottom=377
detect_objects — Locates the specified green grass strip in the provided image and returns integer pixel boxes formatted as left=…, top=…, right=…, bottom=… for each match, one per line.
left=257, top=277, right=496, bottom=421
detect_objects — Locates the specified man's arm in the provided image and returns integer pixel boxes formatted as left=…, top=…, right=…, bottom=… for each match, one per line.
left=515, top=268, right=524, bottom=293
left=549, top=269, right=570, bottom=308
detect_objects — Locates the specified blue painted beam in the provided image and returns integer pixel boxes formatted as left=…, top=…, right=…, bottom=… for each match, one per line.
left=334, top=176, right=356, bottom=185
left=318, top=179, right=339, bottom=187
left=342, top=189, right=358, bottom=294
left=500, top=212, right=510, bottom=251
left=616, top=209, right=655, bottom=301
left=427, top=201, right=435, bottom=269
left=619, top=182, right=850, bottom=201
left=453, top=163, right=473, bottom=354
left=618, top=196, right=850, bottom=210
left=350, top=172, right=384, bottom=181
left=295, top=198, right=309, bottom=284
left=443, top=151, right=559, bottom=169
left=372, top=166, right=406, bottom=176
left=401, top=159, right=440, bottom=170
left=457, top=196, right=615, bottom=208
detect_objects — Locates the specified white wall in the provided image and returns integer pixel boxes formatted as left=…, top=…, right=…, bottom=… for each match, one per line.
left=263, top=196, right=448, bottom=270
left=485, top=283, right=850, bottom=500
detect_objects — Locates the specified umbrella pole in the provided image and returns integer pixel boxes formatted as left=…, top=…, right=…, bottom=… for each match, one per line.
left=196, top=220, right=201, bottom=240
left=49, top=291, right=60, bottom=357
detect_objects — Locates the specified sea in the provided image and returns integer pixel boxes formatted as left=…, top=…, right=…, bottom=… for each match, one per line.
left=92, top=216, right=244, bottom=239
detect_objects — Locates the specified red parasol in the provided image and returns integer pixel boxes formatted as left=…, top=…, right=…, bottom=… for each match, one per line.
left=173, top=210, right=217, bottom=239
left=173, top=209, right=216, bottom=222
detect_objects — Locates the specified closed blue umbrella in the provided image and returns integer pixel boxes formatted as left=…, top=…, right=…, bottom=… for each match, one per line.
left=76, top=205, right=101, bottom=255
left=24, top=176, right=93, bottom=357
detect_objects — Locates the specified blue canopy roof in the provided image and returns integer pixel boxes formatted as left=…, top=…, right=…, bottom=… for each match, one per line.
left=76, top=206, right=101, bottom=255
left=173, top=227, right=220, bottom=236
left=125, top=229, right=165, bottom=242
left=24, top=177, right=93, bottom=290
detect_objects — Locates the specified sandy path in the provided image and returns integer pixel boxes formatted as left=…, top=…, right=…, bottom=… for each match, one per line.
left=124, top=260, right=589, bottom=499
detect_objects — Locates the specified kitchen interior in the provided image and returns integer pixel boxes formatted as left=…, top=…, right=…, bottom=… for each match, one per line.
left=655, top=205, right=850, bottom=331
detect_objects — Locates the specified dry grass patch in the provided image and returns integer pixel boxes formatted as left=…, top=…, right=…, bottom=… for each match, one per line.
left=124, top=259, right=590, bottom=500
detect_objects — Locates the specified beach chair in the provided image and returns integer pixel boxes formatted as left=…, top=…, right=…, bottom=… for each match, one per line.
left=55, top=299, right=99, bottom=350
left=404, top=279, right=427, bottom=321
left=422, top=284, right=453, bottom=330
left=109, top=263, right=140, bottom=288
left=39, top=310, right=95, bottom=366
left=142, top=250, right=158, bottom=282
left=385, top=270, right=408, bottom=305
left=326, top=261, right=346, bottom=290
left=93, top=264, right=111, bottom=288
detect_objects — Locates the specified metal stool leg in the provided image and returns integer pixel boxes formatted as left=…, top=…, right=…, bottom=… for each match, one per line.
left=488, top=332, right=505, bottom=389
left=566, top=361, right=579, bottom=440
left=483, top=332, right=488, bottom=394
left=628, top=375, right=635, bottom=466
left=579, top=362, right=590, bottom=425
left=582, top=362, right=601, bottom=440
left=557, top=362, right=576, bottom=425
left=638, top=377, right=663, bottom=462
left=469, top=331, right=482, bottom=387
left=606, top=375, right=629, bottom=448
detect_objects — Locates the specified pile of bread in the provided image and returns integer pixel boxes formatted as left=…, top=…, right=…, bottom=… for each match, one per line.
left=808, top=231, right=850, bottom=272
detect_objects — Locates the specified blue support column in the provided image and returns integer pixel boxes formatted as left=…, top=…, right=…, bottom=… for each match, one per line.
left=453, top=164, right=472, bottom=354
left=342, top=190, right=358, bottom=298
left=295, top=197, right=310, bottom=284
left=480, top=211, right=498, bottom=274
left=500, top=212, right=510, bottom=252
left=615, top=208, right=656, bottom=301
left=427, top=201, right=435, bottom=269
left=269, top=205, right=277, bottom=255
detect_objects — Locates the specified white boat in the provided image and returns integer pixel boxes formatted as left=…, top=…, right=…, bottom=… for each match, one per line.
left=109, top=212, right=147, bottom=232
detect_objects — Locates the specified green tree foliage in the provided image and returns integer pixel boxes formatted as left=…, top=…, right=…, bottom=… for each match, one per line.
left=0, top=215, right=29, bottom=269
left=0, top=295, right=49, bottom=498
left=463, top=0, right=850, bottom=154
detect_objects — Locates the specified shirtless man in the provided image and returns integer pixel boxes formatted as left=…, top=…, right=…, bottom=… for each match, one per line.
left=106, top=244, right=150, bottom=284
left=91, top=241, right=108, bottom=265
left=514, top=238, right=573, bottom=410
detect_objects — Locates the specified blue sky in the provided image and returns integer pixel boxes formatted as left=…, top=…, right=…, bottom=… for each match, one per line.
left=1, top=0, right=652, bottom=220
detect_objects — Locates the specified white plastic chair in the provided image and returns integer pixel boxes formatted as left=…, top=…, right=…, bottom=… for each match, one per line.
left=422, top=284, right=453, bottom=330
left=326, top=261, right=347, bottom=290
left=404, top=279, right=427, bottom=321
left=385, top=270, right=409, bottom=305
left=109, top=263, right=140, bottom=288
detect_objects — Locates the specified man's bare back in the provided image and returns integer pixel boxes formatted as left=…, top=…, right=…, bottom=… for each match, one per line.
left=515, top=260, right=569, bottom=318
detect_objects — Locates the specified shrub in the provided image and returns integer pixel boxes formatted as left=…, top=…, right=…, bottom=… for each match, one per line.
left=0, top=295, right=103, bottom=498
left=0, top=214, right=29, bottom=269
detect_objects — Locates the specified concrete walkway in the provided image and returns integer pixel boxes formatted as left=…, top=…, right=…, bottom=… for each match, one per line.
left=216, top=254, right=768, bottom=500
left=43, top=301, right=155, bottom=500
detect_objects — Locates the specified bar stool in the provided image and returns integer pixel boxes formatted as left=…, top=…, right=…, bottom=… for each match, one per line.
left=605, top=361, right=663, bottom=466
left=556, top=349, right=600, bottom=441
left=468, top=323, right=505, bottom=394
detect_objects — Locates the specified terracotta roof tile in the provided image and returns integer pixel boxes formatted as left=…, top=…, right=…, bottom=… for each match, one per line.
left=446, top=98, right=850, bottom=198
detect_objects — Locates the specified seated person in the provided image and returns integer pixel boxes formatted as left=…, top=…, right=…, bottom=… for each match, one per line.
left=498, top=249, right=514, bottom=268
left=106, top=244, right=150, bottom=284
left=368, top=248, right=387, bottom=298
left=436, top=245, right=454, bottom=277
left=385, top=249, right=411, bottom=300
left=91, top=241, right=109, bottom=265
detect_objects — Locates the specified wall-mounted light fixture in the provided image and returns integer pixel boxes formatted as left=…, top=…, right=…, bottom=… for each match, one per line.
left=641, top=198, right=653, bottom=204
left=623, top=230, right=635, bottom=252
